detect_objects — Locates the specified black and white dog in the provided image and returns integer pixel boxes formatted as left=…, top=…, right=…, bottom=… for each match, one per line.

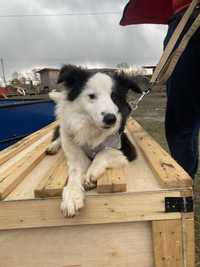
left=47, top=65, right=141, bottom=217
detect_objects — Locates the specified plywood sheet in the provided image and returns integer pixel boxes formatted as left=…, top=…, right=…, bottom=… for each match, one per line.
left=0, top=222, right=154, bottom=267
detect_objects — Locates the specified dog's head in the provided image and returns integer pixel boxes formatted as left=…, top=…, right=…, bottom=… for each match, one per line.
left=55, top=64, right=141, bottom=131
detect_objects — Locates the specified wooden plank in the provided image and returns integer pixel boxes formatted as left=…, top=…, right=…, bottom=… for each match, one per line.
left=125, top=130, right=162, bottom=192
left=97, top=167, right=127, bottom=193
left=127, top=118, right=192, bottom=188
left=0, top=222, right=153, bottom=267
left=0, top=191, right=181, bottom=230
left=112, top=168, right=127, bottom=193
left=0, top=133, right=52, bottom=200
left=5, top=153, right=62, bottom=201
left=34, top=151, right=68, bottom=198
left=97, top=170, right=113, bottom=193
left=34, top=151, right=64, bottom=197
left=0, top=121, right=57, bottom=165
left=44, top=160, right=68, bottom=197
left=152, top=220, right=183, bottom=267
left=181, top=214, right=195, bottom=267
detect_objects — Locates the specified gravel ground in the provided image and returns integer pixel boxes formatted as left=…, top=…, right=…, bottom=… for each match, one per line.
left=129, top=92, right=200, bottom=266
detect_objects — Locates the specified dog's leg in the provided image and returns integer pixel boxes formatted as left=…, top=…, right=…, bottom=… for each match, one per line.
left=84, top=148, right=128, bottom=186
left=46, top=126, right=61, bottom=155
left=60, top=129, right=91, bottom=217
left=46, top=138, right=61, bottom=155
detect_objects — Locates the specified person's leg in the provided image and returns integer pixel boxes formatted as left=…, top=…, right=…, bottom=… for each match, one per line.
left=192, top=126, right=199, bottom=176
left=165, top=108, right=199, bottom=178
left=165, top=28, right=200, bottom=178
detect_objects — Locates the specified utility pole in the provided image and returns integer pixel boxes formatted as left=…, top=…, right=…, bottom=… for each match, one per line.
left=0, top=58, right=7, bottom=86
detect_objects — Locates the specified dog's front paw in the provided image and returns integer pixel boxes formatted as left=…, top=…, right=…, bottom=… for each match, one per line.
left=46, top=141, right=60, bottom=155
left=61, top=184, right=85, bottom=217
left=83, top=174, right=97, bottom=191
left=83, top=163, right=105, bottom=190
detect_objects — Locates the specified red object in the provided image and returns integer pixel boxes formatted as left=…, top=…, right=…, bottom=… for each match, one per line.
left=0, top=87, right=16, bottom=98
left=173, top=0, right=191, bottom=14
left=120, top=0, right=191, bottom=25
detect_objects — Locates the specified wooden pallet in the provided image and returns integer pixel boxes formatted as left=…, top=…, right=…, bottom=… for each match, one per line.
left=0, top=120, right=128, bottom=200
left=0, top=118, right=194, bottom=267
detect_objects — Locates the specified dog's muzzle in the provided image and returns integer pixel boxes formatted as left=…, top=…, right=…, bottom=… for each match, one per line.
left=103, top=113, right=117, bottom=127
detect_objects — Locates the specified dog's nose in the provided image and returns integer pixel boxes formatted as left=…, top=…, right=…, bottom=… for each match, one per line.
left=103, top=113, right=117, bottom=126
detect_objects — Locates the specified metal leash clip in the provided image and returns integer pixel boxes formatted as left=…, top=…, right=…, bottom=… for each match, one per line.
left=129, top=88, right=151, bottom=111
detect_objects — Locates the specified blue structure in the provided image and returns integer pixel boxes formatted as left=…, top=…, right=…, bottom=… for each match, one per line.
left=0, top=98, right=55, bottom=150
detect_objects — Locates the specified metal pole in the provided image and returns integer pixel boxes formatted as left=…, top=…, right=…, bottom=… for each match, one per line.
left=0, top=58, right=7, bottom=86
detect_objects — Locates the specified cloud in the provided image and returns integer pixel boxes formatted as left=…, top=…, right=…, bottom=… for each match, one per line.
left=0, top=0, right=167, bottom=80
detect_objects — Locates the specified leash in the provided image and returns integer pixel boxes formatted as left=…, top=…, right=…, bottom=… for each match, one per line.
left=130, top=88, right=151, bottom=111
left=129, top=0, right=200, bottom=111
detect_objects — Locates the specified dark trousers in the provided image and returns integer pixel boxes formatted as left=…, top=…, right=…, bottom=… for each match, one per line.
left=164, top=12, right=200, bottom=178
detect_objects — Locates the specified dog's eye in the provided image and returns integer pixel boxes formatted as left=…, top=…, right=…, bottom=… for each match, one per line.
left=88, top=94, right=96, bottom=100
left=111, top=92, right=118, bottom=101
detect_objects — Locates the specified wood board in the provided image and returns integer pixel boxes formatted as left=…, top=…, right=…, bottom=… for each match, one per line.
left=126, top=118, right=192, bottom=188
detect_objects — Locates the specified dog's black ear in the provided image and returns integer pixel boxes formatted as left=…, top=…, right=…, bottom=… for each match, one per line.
left=57, top=65, right=90, bottom=86
left=57, top=65, right=91, bottom=101
left=113, top=71, right=142, bottom=94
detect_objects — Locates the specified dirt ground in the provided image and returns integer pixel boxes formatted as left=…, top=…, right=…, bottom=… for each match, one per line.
left=129, top=92, right=200, bottom=266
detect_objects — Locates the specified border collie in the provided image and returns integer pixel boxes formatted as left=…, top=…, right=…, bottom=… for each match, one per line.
left=47, top=65, right=141, bottom=217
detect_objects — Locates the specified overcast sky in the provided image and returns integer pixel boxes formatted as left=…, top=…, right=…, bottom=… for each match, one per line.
left=0, top=0, right=167, bottom=80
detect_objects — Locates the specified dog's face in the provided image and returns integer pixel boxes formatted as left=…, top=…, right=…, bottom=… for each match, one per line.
left=57, top=65, right=141, bottom=131
left=78, top=72, right=121, bottom=129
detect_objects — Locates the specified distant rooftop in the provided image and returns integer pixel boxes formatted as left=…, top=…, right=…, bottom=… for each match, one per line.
left=142, top=65, right=156, bottom=69
left=37, top=67, right=118, bottom=74
left=88, top=68, right=118, bottom=73
left=37, top=68, right=59, bottom=73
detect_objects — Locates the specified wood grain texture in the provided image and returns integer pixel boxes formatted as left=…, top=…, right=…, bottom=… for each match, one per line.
left=44, top=159, right=68, bottom=197
left=0, top=191, right=181, bottom=230
left=5, top=153, right=62, bottom=201
left=97, top=167, right=127, bottom=193
left=181, top=215, right=195, bottom=267
left=0, top=133, right=52, bottom=200
left=0, top=121, right=57, bottom=165
left=152, top=220, right=183, bottom=267
left=34, top=150, right=68, bottom=198
left=127, top=118, right=192, bottom=188
left=0, top=222, right=153, bottom=267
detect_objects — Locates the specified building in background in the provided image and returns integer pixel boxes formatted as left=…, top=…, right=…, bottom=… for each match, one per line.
left=88, top=68, right=117, bottom=75
left=37, top=66, right=156, bottom=94
left=142, top=65, right=156, bottom=76
left=37, top=68, right=60, bottom=93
